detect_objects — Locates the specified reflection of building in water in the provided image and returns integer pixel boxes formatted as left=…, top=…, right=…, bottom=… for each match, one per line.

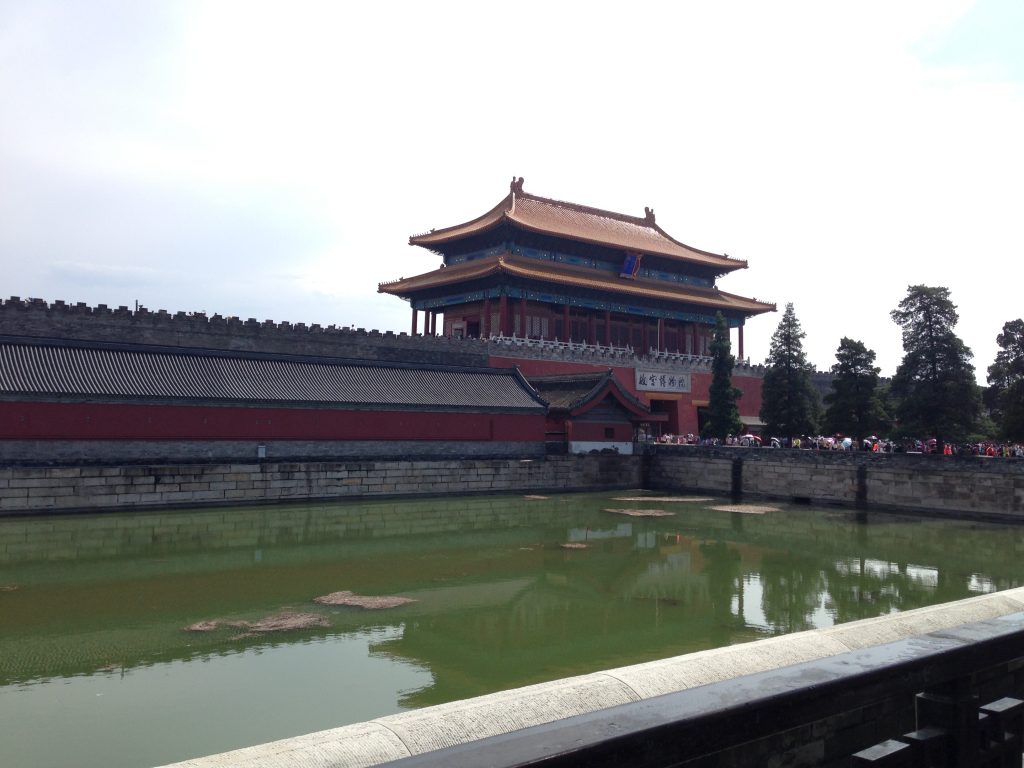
left=566, top=523, right=633, bottom=542
left=5, top=496, right=1022, bottom=705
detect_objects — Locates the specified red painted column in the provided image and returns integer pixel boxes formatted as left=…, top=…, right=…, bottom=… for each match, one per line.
left=657, top=318, right=665, bottom=352
left=519, top=296, right=527, bottom=337
left=738, top=325, right=744, bottom=360
left=411, top=307, right=418, bottom=336
left=588, top=313, right=596, bottom=345
left=691, top=324, right=699, bottom=355
left=604, top=311, right=611, bottom=346
left=482, top=298, right=490, bottom=338
left=563, top=305, right=570, bottom=342
left=498, top=294, right=508, bottom=336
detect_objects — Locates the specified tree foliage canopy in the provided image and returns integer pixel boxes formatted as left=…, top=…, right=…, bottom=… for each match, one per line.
left=986, top=318, right=1024, bottom=441
left=760, top=303, right=819, bottom=439
left=889, top=285, right=978, bottom=443
left=822, top=337, right=886, bottom=441
left=703, top=312, right=743, bottom=440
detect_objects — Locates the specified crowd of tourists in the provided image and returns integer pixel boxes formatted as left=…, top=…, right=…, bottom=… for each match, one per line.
left=654, top=432, right=1024, bottom=457
left=656, top=433, right=779, bottom=448
left=783, top=436, right=1024, bottom=457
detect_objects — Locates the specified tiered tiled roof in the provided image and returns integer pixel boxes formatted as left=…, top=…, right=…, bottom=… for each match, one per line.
left=409, top=178, right=745, bottom=272
left=0, top=340, right=546, bottom=412
left=380, top=254, right=774, bottom=315
left=527, top=370, right=651, bottom=418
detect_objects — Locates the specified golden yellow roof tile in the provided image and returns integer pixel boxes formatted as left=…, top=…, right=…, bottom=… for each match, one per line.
left=409, top=179, right=746, bottom=273
left=380, top=254, right=775, bottom=315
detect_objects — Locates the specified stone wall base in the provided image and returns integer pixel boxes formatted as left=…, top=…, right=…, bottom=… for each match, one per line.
left=0, top=454, right=643, bottom=515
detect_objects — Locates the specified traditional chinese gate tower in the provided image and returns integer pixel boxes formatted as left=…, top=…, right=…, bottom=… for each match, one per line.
left=379, top=177, right=774, bottom=359
left=379, top=178, right=775, bottom=442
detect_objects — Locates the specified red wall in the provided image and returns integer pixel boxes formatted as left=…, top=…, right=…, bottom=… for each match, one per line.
left=491, top=355, right=765, bottom=437
left=0, top=402, right=545, bottom=442
left=570, top=422, right=634, bottom=442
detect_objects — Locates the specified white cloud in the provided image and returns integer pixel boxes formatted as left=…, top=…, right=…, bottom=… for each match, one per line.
left=1, top=0, right=1021, bottom=379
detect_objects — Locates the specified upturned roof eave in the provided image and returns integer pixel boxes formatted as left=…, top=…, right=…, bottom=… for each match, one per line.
left=714, top=289, right=777, bottom=315
left=380, top=254, right=775, bottom=316
left=648, top=221, right=748, bottom=272
left=496, top=258, right=773, bottom=315
left=408, top=194, right=513, bottom=248
left=378, top=258, right=503, bottom=295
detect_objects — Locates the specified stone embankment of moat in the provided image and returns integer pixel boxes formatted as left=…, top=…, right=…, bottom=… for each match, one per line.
left=1, top=446, right=1022, bottom=522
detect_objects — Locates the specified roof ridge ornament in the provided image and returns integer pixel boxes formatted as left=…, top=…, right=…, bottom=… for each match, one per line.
left=644, top=207, right=656, bottom=224
left=510, top=176, right=525, bottom=195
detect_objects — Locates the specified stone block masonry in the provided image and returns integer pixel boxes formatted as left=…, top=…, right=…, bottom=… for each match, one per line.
left=0, top=454, right=643, bottom=515
left=0, top=439, right=548, bottom=465
left=648, top=445, right=1024, bottom=522
left=3, top=444, right=1024, bottom=520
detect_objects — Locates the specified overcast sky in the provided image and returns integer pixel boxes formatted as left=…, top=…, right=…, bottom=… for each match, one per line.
left=2, top=1, right=1022, bottom=379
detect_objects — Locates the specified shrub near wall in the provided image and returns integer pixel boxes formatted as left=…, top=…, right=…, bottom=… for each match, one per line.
left=0, top=455, right=643, bottom=515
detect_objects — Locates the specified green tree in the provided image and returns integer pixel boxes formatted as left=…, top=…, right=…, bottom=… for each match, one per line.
left=760, top=303, right=820, bottom=441
left=986, top=319, right=1024, bottom=441
left=822, top=338, right=887, bottom=442
left=889, top=285, right=979, bottom=449
left=702, top=312, right=743, bottom=440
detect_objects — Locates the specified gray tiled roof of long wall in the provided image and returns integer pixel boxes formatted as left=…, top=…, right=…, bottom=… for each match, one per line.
left=0, top=342, right=545, bottom=411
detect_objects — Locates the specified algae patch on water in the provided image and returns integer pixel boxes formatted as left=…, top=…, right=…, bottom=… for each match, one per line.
left=603, top=508, right=676, bottom=517
left=709, top=504, right=779, bottom=514
left=613, top=496, right=714, bottom=503
left=183, top=611, right=329, bottom=634
left=314, top=591, right=417, bottom=609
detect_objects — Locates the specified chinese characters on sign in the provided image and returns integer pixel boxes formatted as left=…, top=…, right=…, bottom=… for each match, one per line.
left=635, top=370, right=691, bottom=393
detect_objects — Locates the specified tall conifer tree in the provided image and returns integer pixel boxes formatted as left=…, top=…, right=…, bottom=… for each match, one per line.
left=703, top=312, right=743, bottom=440
left=890, top=285, right=978, bottom=449
left=986, top=318, right=1024, bottom=441
left=760, top=303, right=819, bottom=441
left=823, top=338, right=886, bottom=442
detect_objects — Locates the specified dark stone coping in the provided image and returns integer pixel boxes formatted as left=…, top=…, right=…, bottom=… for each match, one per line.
left=380, top=611, right=1024, bottom=768
left=645, top=443, right=1024, bottom=474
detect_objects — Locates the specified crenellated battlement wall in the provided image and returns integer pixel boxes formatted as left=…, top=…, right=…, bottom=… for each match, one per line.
left=0, top=298, right=775, bottom=378
left=0, top=296, right=490, bottom=366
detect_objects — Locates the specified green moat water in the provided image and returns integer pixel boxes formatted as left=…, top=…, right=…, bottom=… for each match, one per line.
left=2, top=492, right=1023, bottom=768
